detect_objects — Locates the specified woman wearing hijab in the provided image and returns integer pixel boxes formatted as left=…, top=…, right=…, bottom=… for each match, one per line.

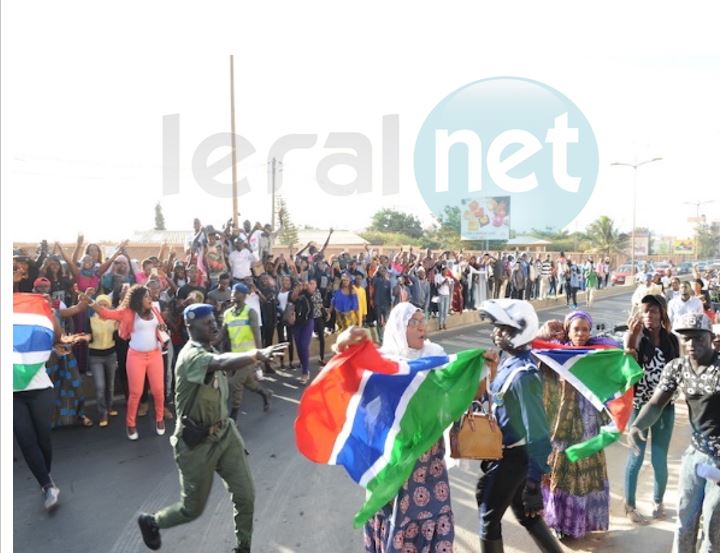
left=335, top=302, right=488, bottom=553
left=542, top=310, right=616, bottom=539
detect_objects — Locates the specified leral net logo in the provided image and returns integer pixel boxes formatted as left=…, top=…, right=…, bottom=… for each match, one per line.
left=414, top=77, right=598, bottom=236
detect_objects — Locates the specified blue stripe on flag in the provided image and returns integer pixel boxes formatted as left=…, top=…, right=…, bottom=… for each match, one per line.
left=13, top=325, right=54, bottom=353
left=334, top=355, right=447, bottom=483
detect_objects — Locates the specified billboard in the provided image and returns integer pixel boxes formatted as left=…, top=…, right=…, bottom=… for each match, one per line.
left=674, top=239, right=695, bottom=254
left=460, top=196, right=510, bottom=241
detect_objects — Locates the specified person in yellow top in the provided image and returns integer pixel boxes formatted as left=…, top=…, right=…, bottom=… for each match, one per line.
left=222, top=283, right=273, bottom=418
left=354, top=274, right=368, bottom=328
left=88, top=294, right=119, bottom=427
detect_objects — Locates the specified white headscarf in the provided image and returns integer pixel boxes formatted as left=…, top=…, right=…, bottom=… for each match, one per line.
left=380, top=302, right=446, bottom=360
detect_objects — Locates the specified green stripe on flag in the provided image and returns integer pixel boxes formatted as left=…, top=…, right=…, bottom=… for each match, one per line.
left=353, top=348, right=487, bottom=527
left=566, top=428, right=622, bottom=462
left=567, top=350, right=643, bottom=403
left=13, top=362, right=46, bottom=391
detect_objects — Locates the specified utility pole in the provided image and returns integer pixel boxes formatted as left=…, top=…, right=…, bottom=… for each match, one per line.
left=269, top=157, right=283, bottom=229
left=684, top=199, right=715, bottom=260
left=229, top=55, right=238, bottom=230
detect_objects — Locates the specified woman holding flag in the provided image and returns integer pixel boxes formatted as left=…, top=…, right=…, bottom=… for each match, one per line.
left=541, top=310, right=616, bottom=540
left=358, top=302, right=455, bottom=553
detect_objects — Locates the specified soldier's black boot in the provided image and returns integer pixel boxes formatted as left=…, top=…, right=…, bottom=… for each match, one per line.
left=233, top=544, right=250, bottom=553
left=137, top=513, right=161, bottom=550
left=526, top=519, right=563, bottom=553
left=480, top=538, right=504, bottom=553
left=257, top=388, right=273, bottom=412
left=230, top=407, right=239, bottom=421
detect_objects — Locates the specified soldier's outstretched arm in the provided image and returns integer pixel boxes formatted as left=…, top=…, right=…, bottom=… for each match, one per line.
left=207, top=343, right=289, bottom=373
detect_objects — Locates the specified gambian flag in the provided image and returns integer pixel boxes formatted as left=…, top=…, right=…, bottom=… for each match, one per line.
left=294, top=340, right=487, bottom=527
left=532, top=339, right=643, bottom=462
left=13, top=293, right=55, bottom=391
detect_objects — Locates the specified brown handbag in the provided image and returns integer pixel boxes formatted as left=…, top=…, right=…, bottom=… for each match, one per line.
left=450, top=402, right=503, bottom=460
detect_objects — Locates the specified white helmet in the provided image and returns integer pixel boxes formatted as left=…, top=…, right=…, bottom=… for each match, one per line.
left=479, top=299, right=539, bottom=348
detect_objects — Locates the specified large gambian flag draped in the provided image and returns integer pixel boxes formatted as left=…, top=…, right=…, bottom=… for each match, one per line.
left=294, top=340, right=487, bottom=527
left=532, top=339, right=643, bottom=462
left=13, top=293, right=55, bottom=391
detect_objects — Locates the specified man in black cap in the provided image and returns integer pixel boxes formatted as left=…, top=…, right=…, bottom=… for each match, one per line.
left=629, top=312, right=719, bottom=553
left=137, top=303, right=287, bottom=553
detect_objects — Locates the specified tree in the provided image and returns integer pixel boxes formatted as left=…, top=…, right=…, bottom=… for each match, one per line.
left=695, top=221, right=720, bottom=259
left=585, top=216, right=628, bottom=258
left=276, top=196, right=299, bottom=247
left=154, top=202, right=166, bottom=231
left=368, top=209, right=424, bottom=239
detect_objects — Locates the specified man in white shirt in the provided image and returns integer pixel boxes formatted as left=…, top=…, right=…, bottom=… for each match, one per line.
left=228, top=239, right=258, bottom=282
left=665, top=277, right=682, bottom=302
left=632, top=273, right=663, bottom=306
left=667, top=281, right=704, bottom=326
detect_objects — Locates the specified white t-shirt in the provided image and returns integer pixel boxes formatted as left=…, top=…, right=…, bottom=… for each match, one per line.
left=228, top=249, right=258, bottom=280
left=278, top=290, right=290, bottom=312
left=129, top=313, right=159, bottom=352
left=668, top=296, right=704, bottom=326
left=434, top=274, right=451, bottom=296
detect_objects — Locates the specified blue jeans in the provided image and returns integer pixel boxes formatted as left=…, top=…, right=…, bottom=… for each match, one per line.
left=437, top=295, right=450, bottom=327
left=624, top=403, right=675, bottom=507
left=675, top=446, right=719, bottom=553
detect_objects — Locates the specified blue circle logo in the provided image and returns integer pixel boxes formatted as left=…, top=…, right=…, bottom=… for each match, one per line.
left=414, top=77, right=598, bottom=237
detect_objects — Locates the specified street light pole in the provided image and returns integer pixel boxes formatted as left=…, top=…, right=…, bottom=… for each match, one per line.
left=611, top=156, right=663, bottom=279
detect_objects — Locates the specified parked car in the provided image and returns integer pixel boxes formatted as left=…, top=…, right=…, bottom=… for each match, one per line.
left=611, top=264, right=634, bottom=286
left=677, top=262, right=693, bottom=275
left=654, top=262, right=674, bottom=277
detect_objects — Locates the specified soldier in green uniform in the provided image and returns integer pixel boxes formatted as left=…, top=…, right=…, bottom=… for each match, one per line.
left=223, top=282, right=273, bottom=416
left=137, top=303, right=287, bottom=553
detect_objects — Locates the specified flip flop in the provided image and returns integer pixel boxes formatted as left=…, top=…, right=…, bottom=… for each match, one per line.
left=79, top=415, right=94, bottom=428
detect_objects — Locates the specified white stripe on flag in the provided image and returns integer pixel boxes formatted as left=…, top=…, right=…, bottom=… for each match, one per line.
left=533, top=351, right=605, bottom=411
left=359, top=369, right=430, bottom=487
left=328, top=370, right=373, bottom=465
left=13, top=350, right=52, bottom=365
left=14, top=313, right=54, bottom=332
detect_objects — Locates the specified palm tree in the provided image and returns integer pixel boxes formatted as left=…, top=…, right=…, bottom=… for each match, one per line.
left=585, top=216, right=628, bottom=258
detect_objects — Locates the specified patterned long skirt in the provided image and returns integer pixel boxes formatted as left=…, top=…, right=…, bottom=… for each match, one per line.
left=46, top=352, right=88, bottom=428
left=363, top=439, right=454, bottom=553
left=542, top=377, right=610, bottom=538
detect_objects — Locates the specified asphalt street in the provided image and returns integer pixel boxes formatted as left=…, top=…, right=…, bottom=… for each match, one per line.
left=14, top=289, right=687, bottom=553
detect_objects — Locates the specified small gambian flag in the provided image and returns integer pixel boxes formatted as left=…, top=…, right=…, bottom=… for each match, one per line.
left=532, top=339, right=643, bottom=462
left=13, top=293, right=55, bottom=391
left=294, top=340, right=488, bottom=527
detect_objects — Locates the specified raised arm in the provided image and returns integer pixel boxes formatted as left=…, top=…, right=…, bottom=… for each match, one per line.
left=55, top=242, right=80, bottom=280
left=318, top=228, right=334, bottom=255
left=71, top=233, right=84, bottom=266
left=97, top=240, right=129, bottom=276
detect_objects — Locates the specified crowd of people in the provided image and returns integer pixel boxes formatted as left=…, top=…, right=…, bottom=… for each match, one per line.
left=12, top=219, right=720, bottom=553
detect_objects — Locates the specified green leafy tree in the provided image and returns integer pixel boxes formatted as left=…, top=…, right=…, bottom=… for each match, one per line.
left=585, top=216, right=628, bottom=258
left=276, top=196, right=299, bottom=247
left=154, top=202, right=166, bottom=231
left=696, top=221, right=720, bottom=259
left=369, top=209, right=424, bottom=239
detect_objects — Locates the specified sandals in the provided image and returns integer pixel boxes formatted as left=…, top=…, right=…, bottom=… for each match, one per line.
left=79, top=415, right=94, bottom=428
left=99, top=417, right=109, bottom=428
left=624, top=504, right=649, bottom=525
left=108, top=409, right=119, bottom=417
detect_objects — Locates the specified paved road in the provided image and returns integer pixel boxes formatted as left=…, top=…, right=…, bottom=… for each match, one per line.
left=14, top=290, right=685, bottom=552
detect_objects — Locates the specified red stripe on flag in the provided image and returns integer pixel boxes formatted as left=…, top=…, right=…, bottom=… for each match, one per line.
left=13, top=293, right=53, bottom=319
left=606, top=388, right=635, bottom=432
left=294, top=340, right=400, bottom=463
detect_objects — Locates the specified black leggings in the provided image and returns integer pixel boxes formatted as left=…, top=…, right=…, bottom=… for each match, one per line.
left=476, top=446, right=536, bottom=540
left=565, top=284, right=578, bottom=306
left=277, top=322, right=294, bottom=364
left=14, top=388, right=54, bottom=489
left=314, top=317, right=326, bottom=361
